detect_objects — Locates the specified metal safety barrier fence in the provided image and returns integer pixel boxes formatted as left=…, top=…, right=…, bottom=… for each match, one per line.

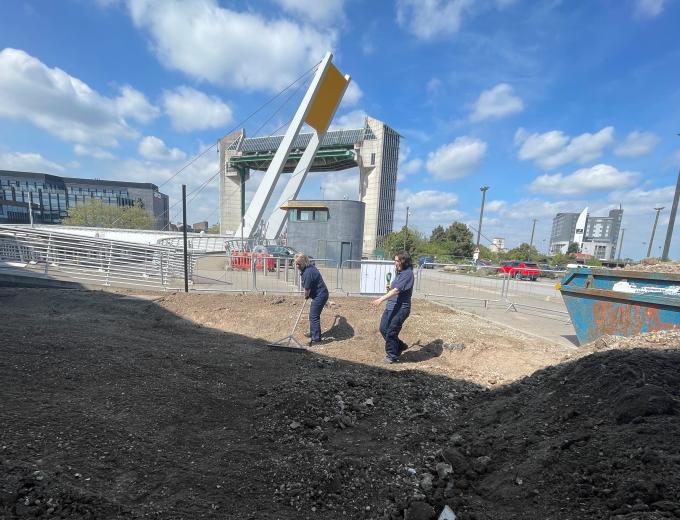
left=0, top=231, right=571, bottom=323
left=190, top=252, right=340, bottom=295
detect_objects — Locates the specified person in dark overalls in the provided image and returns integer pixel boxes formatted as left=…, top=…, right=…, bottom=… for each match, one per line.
left=295, top=252, right=329, bottom=344
left=371, top=251, right=414, bottom=363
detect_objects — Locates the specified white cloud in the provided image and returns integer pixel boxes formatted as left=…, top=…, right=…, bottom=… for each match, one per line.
left=401, top=158, right=423, bottom=176
left=470, top=83, right=524, bottom=122
left=320, top=171, right=359, bottom=200
left=138, top=136, right=186, bottom=161
left=163, top=86, right=233, bottom=132
left=529, top=163, right=638, bottom=196
left=0, top=48, right=137, bottom=146
left=615, top=131, right=659, bottom=157
left=125, top=0, right=336, bottom=92
left=608, top=185, right=675, bottom=215
left=395, top=188, right=463, bottom=229
left=485, top=200, right=507, bottom=212
left=401, top=189, right=459, bottom=210
left=427, top=77, right=443, bottom=97
left=115, top=85, right=160, bottom=124
left=633, top=0, right=665, bottom=18
left=396, top=0, right=473, bottom=39
left=426, top=136, right=487, bottom=180
left=74, top=144, right=115, bottom=160
left=515, top=126, right=614, bottom=169
left=0, top=151, right=66, bottom=173
left=398, top=144, right=423, bottom=180
left=272, top=0, right=344, bottom=25
left=361, top=34, right=375, bottom=55
left=341, top=81, right=363, bottom=108
left=330, top=109, right=366, bottom=130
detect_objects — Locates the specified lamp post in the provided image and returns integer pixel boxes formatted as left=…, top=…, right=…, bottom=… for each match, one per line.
left=403, top=206, right=410, bottom=251
left=528, top=218, right=537, bottom=260
left=647, top=206, right=664, bottom=258
left=477, top=186, right=489, bottom=248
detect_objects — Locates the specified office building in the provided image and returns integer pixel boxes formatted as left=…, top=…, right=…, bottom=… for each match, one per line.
left=0, top=170, right=169, bottom=230
left=549, top=207, right=623, bottom=260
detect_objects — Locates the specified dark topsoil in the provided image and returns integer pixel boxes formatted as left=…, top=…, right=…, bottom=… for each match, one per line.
left=1, top=288, right=679, bottom=520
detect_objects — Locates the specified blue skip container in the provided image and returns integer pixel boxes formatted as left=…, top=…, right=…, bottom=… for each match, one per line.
left=558, top=267, right=680, bottom=345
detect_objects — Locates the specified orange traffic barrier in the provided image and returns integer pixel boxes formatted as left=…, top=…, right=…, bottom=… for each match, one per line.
left=230, top=250, right=251, bottom=270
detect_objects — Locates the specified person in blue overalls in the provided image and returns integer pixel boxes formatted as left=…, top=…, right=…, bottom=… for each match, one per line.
left=295, top=252, right=329, bottom=344
left=371, top=250, right=414, bottom=363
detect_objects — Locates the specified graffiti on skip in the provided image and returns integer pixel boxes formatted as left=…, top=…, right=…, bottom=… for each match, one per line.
left=592, top=301, right=677, bottom=338
left=612, top=280, right=680, bottom=297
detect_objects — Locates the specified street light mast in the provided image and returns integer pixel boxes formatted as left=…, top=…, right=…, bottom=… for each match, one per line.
left=477, top=186, right=489, bottom=248
left=647, top=207, right=664, bottom=258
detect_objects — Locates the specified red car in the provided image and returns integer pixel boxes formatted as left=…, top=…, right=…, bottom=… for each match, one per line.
left=499, top=261, right=540, bottom=281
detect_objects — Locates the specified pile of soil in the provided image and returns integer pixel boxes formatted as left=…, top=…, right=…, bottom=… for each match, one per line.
left=1, top=288, right=679, bottom=519
left=575, top=329, right=680, bottom=356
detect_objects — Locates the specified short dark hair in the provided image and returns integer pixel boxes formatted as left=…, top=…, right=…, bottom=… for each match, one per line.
left=394, top=250, right=412, bottom=270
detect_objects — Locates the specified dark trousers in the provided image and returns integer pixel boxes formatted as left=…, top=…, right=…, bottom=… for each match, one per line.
left=380, top=304, right=410, bottom=360
left=309, top=293, right=328, bottom=341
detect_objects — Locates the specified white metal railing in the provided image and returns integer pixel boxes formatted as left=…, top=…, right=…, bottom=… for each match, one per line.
left=0, top=225, right=193, bottom=289
left=157, top=234, right=235, bottom=253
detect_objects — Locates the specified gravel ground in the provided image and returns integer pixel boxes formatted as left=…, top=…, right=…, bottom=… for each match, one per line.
left=1, top=288, right=679, bottom=519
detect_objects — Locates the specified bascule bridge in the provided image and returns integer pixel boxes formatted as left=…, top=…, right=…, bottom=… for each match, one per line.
left=218, top=53, right=400, bottom=256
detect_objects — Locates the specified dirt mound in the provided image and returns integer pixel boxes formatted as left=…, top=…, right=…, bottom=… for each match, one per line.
left=574, top=329, right=680, bottom=357
left=1, top=289, right=679, bottom=519
left=253, top=348, right=680, bottom=519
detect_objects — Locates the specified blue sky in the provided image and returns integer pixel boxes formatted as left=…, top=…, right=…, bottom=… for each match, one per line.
left=1, top=0, right=679, bottom=259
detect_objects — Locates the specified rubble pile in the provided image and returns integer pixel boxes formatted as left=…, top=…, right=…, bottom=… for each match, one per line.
left=621, top=260, right=680, bottom=274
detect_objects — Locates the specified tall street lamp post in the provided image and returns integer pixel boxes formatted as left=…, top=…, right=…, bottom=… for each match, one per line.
left=528, top=218, right=537, bottom=260
left=477, top=186, right=489, bottom=249
left=647, top=206, right=664, bottom=258
left=403, top=206, right=410, bottom=251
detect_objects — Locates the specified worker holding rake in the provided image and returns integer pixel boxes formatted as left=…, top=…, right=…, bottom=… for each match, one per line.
left=295, top=252, right=329, bottom=345
left=371, top=250, right=414, bottom=363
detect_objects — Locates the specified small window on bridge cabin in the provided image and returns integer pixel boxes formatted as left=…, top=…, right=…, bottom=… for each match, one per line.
left=289, top=209, right=329, bottom=222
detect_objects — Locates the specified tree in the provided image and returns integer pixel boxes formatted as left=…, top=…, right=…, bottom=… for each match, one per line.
left=506, top=242, right=540, bottom=261
left=445, top=222, right=474, bottom=258
left=384, top=226, right=422, bottom=256
left=585, top=258, right=602, bottom=267
left=62, top=200, right=154, bottom=229
left=207, top=223, right=221, bottom=234
left=567, top=242, right=579, bottom=254
left=430, top=225, right=447, bottom=242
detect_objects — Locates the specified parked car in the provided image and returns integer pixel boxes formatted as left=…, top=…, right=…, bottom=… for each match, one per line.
left=498, top=261, right=540, bottom=281
left=418, top=255, right=435, bottom=269
left=538, top=263, right=566, bottom=278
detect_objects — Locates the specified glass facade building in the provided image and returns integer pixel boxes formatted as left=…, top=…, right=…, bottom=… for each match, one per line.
left=0, top=170, right=169, bottom=230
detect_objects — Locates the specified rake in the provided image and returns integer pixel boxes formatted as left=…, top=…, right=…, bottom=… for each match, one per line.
left=267, top=298, right=308, bottom=352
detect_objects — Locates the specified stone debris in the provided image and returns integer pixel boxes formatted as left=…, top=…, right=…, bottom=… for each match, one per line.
left=619, top=259, right=680, bottom=274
